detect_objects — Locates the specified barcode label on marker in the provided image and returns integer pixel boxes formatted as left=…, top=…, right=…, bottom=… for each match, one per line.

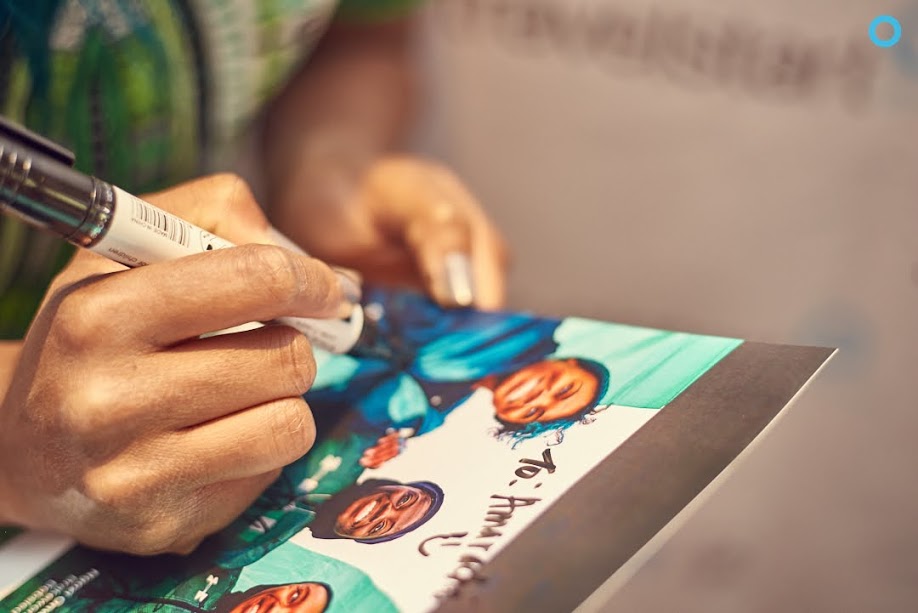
left=90, top=186, right=207, bottom=266
left=131, top=198, right=192, bottom=248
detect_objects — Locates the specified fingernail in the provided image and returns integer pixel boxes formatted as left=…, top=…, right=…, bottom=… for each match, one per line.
left=444, top=252, right=475, bottom=308
left=333, top=277, right=359, bottom=319
left=267, top=227, right=361, bottom=317
left=333, top=269, right=361, bottom=320
left=332, top=267, right=362, bottom=304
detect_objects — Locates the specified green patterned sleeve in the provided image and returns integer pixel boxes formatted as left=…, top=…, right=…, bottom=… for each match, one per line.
left=335, top=0, right=426, bottom=23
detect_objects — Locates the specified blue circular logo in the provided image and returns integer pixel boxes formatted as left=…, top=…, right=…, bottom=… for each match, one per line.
left=870, top=15, right=903, bottom=47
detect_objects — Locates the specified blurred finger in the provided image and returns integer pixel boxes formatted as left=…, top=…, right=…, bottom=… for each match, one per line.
left=403, top=200, right=474, bottom=308
left=469, top=219, right=509, bottom=310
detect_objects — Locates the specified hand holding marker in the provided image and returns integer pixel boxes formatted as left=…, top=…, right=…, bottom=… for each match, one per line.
left=0, top=116, right=401, bottom=361
left=0, top=117, right=411, bottom=554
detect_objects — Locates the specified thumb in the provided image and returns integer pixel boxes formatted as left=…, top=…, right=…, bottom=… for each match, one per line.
left=403, top=200, right=476, bottom=308
left=143, top=173, right=271, bottom=246
left=53, top=174, right=271, bottom=288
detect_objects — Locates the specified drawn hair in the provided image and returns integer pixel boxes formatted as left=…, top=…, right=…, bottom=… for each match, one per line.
left=491, top=358, right=610, bottom=448
left=309, top=479, right=445, bottom=545
left=216, top=581, right=333, bottom=612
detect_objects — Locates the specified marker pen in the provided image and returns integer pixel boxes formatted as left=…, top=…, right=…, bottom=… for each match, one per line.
left=0, top=116, right=397, bottom=361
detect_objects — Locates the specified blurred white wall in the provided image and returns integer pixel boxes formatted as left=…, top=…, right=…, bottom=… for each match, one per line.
left=412, top=0, right=918, bottom=610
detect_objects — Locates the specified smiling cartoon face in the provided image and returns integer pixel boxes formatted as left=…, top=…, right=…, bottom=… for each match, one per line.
left=333, top=484, right=433, bottom=541
left=491, top=359, right=600, bottom=425
left=227, top=582, right=329, bottom=613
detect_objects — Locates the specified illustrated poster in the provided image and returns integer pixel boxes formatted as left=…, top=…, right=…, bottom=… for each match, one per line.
left=0, top=289, right=744, bottom=612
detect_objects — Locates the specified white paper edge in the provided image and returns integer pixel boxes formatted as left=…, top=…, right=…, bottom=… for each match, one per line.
left=0, top=532, right=74, bottom=599
left=573, top=349, right=838, bottom=613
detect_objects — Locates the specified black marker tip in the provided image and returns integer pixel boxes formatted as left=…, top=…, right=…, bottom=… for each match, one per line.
left=351, top=317, right=414, bottom=366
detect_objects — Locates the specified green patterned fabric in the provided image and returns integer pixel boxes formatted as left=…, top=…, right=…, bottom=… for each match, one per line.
left=338, top=0, right=425, bottom=22
left=0, top=0, right=422, bottom=340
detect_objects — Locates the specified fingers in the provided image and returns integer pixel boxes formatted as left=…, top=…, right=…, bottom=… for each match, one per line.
left=114, top=470, right=280, bottom=557
left=51, top=174, right=266, bottom=291
left=45, top=250, right=127, bottom=295
left=264, top=227, right=364, bottom=305
left=143, top=173, right=272, bottom=246
left=112, top=325, right=318, bottom=432
left=57, top=243, right=347, bottom=348
left=404, top=201, right=475, bottom=307
left=469, top=217, right=509, bottom=310
left=407, top=201, right=509, bottom=311
left=174, top=397, right=316, bottom=484
left=168, top=470, right=281, bottom=554
left=72, top=445, right=283, bottom=556
left=51, top=174, right=272, bottom=291
left=367, top=158, right=508, bottom=310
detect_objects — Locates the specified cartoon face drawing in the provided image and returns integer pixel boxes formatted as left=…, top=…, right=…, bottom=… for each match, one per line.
left=226, top=581, right=330, bottom=613
left=488, top=358, right=603, bottom=425
left=334, top=484, right=434, bottom=541
left=310, top=480, right=445, bottom=544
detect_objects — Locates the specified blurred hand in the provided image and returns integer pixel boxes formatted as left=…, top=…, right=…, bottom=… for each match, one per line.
left=272, top=155, right=509, bottom=310
left=0, top=174, right=344, bottom=555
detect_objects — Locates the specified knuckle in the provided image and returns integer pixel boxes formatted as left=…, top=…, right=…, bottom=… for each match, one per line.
left=235, top=245, right=302, bottom=306
left=82, top=466, right=143, bottom=511
left=53, top=288, right=111, bottom=350
left=131, top=516, right=185, bottom=556
left=65, top=377, right=122, bottom=439
left=84, top=469, right=186, bottom=555
left=266, top=399, right=316, bottom=466
left=269, top=326, right=317, bottom=395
